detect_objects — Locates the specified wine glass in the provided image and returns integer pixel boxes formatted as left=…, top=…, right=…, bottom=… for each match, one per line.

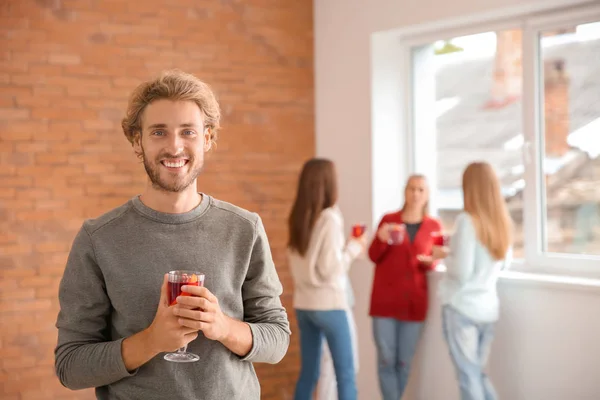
left=164, top=270, right=205, bottom=363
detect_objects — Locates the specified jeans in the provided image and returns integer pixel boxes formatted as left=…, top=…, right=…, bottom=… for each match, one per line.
left=442, top=306, right=497, bottom=400
left=294, top=309, right=357, bottom=400
left=317, top=308, right=359, bottom=400
left=372, top=317, right=423, bottom=400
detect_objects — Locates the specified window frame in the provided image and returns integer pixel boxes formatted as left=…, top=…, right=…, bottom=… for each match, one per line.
left=400, top=2, right=600, bottom=279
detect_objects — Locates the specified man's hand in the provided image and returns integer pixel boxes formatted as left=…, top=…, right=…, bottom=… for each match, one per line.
left=173, top=286, right=230, bottom=341
left=173, top=285, right=254, bottom=357
left=146, top=274, right=200, bottom=352
left=122, top=274, right=199, bottom=371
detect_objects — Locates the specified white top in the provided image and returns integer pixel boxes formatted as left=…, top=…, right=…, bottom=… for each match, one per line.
left=288, top=206, right=362, bottom=310
left=439, top=212, right=512, bottom=323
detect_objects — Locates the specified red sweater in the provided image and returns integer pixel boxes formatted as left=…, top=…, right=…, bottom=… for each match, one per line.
left=368, top=211, right=442, bottom=322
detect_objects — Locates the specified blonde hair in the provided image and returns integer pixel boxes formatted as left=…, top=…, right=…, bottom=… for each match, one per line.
left=462, top=162, right=513, bottom=260
left=121, top=69, right=221, bottom=148
left=402, top=174, right=429, bottom=216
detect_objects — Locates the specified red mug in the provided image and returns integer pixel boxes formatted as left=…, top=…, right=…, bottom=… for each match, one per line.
left=388, top=224, right=406, bottom=245
left=431, top=232, right=449, bottom=246
left=352, top=224, right=366, bottom=238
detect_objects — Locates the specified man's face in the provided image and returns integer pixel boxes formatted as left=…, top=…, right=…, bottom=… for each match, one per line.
left=133, top=99, right=210, bottom=193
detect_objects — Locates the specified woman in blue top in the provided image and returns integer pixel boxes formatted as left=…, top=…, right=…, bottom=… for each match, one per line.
left=433, top=162, right=513, bottom=400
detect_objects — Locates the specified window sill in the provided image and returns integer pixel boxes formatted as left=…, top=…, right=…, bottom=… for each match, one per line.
left=431, top=263, right=600, bottom=293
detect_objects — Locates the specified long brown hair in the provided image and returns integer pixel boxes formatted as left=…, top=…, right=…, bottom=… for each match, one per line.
left=401, top=174, right=429, bottom=216
left=462, top=162, right=513, bottom=260
left=288, top=158, right=338, bottom=256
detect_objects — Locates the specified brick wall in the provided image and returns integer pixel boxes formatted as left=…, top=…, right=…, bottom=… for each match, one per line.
left=0, top=0, right=313, bottom=398
left=544, top=59, right=570, bottom=157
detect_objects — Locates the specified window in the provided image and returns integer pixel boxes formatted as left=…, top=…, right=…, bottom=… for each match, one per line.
left=539, top=23, right=600, bottom=256
left=411, top=29, right=525, bottom=258
left=404, top=4, right=600, bottom=277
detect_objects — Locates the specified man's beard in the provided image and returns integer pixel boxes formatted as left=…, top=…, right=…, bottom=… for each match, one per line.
left=141, top=147, right=203, bottom=193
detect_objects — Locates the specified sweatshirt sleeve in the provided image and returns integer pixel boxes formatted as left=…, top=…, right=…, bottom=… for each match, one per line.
left=444, top=213, right=477, bottom=285
left=314, top=214, right=362, bottom=281
left=239, top=216, right=291, bottom=364
left=368, top=217, right=390, bottom=264
left=55, top=225, right=136, bottom=390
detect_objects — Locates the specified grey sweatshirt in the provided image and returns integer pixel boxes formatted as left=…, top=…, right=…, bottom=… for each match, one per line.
left=55, top=194, right=291, bottom=400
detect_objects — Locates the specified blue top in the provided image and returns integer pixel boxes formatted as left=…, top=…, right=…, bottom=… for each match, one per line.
left=438, top=212, right=512, bottom=323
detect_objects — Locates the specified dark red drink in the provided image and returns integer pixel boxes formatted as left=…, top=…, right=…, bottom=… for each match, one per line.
left=167, top=271, right=205, bottom=306
left=351, top=224, right=366, bottom=238
left=168, top=280, right=201, bottom=306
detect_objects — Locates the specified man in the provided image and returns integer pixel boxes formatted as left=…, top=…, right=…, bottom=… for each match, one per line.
left=55, top=70, right=291, bottom=400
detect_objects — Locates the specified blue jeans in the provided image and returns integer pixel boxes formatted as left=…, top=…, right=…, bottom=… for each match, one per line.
left=317, top=308, right=358, bottom=400
left=372, top=317, right=423, bottom=400
left=294, top=309, right=357, bottom=400
left=442, top=306, right=497, bottom=400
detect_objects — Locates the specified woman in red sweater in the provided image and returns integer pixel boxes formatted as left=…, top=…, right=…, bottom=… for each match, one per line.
left=368, top=174, right=442, bottom=400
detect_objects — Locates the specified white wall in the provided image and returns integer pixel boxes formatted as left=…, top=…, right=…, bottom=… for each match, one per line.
left=314, top=0, right=600, bottom=398
left=418, top=272, right=600, bottom=400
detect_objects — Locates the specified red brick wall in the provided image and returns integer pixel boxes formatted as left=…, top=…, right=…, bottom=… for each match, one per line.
left=0, top=1, right=313, bottom=398
left=544, top=59, right=569, bottom=157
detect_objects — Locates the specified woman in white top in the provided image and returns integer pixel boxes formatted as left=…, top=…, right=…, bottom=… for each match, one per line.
left=433, top=162, right=513, bottom=400
left=287, top=158, right=366, bottom=400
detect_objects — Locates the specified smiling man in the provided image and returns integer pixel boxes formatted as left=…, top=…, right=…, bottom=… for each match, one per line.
left=54, top=70, right=291, bottom=400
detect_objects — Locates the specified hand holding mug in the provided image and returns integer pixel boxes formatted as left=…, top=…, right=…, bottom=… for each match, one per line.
left=350, top=223, right=368, bottom=250
left=376, top=223, right=391, bottom=243
left=387, top=224, right=406, bottom=245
